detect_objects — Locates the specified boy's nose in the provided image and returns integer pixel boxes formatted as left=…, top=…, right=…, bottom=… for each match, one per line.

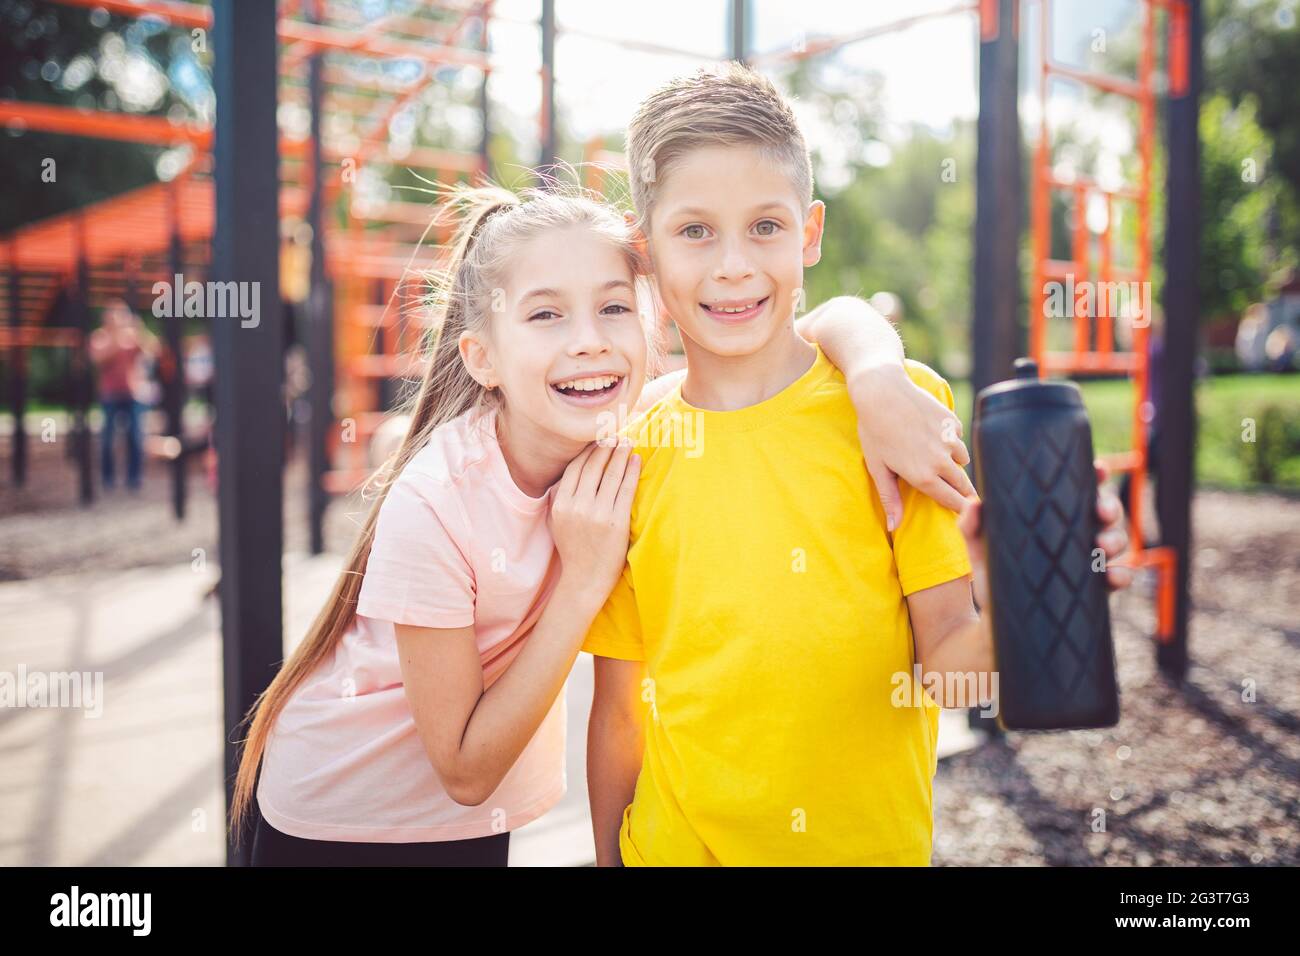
left=712, top=243, right=756, bottom=282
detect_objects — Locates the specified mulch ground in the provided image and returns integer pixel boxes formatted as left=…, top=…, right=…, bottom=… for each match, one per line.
left=933, top=488, right=1299, bottom=866
left=3, top=439, right=1297, bottom=865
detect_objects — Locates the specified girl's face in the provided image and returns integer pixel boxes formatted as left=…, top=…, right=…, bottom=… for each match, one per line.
left=461, top=225, right=648, bottom=445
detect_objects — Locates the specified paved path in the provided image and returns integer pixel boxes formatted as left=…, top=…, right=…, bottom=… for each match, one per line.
left=0, top=551, right=982, bottom=866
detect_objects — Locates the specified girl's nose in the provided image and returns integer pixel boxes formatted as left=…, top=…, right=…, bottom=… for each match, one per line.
left=567, top=312, right=613, bottom=356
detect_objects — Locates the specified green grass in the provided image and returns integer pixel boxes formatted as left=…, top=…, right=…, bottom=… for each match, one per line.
left=951, top=374, right=1300, bottom=492
left=11, top=375, right=1299, bottom=492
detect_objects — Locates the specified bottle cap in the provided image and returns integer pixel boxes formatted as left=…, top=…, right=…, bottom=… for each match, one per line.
left=975, top=356, right=1083, bottom=418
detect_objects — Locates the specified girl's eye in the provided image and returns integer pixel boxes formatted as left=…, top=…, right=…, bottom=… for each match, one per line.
left=601, top=303, right=633, bottom=316
left=682, top=224, right=708, bottom=240
left=528, top=310, right=559, bottom=322
left=754, top=220, right=780, bottom=236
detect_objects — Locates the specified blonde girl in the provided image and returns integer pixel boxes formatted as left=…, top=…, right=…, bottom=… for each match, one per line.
left=232, top=185, right=651, bottom=865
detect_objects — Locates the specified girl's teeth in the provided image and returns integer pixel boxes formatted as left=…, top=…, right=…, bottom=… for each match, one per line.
left=712, top=302, right=758, bottom=313
left=554, top=375, right=619, bottom=392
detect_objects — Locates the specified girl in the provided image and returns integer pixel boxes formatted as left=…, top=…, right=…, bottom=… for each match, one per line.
left=232, top=185, right=652, bottom=865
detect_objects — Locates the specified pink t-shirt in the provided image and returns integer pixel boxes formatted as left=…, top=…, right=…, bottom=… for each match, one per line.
left=257, top=406, right=567, bottom=842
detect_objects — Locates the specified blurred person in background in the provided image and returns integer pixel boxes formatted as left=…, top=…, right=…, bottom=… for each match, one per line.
left=89, top=298, right=159, bottom=491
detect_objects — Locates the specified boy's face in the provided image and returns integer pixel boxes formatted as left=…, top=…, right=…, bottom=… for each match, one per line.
left=644, top=144, right=824, bottom=360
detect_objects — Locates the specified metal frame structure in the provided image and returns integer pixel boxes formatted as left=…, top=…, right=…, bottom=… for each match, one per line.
left=0, top=0, right=502, bottom=520
left=1024, top=0, right=1196, bottom=674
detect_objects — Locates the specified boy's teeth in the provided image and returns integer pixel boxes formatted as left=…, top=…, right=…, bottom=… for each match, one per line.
left=554, top=374, right=619, bottom=392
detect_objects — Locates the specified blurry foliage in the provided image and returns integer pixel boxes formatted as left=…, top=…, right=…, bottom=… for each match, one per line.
left=0, top=0, right=204, bottom=232
left=785, top=58, right=977, bottom=377
left=1240, top=403, right=1298, bottom=485
left=1191, top=93, right=1297, bottom=317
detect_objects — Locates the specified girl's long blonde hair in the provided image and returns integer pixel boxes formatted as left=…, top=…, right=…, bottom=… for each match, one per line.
left=228, top=182, right=648, bottom=842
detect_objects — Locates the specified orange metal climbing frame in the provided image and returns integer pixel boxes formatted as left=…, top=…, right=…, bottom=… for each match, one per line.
left=1028, top=0, right=1189, bottom=641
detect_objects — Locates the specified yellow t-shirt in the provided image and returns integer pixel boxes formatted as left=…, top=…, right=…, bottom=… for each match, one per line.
left=582, top=346, right=973, bottom=866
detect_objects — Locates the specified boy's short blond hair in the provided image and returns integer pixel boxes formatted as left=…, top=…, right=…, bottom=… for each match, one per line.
left=625, top=61, right=814, bottom=228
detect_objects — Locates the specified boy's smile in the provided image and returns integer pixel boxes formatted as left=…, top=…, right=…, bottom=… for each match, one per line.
left=699, top=296, right=772, bottom=325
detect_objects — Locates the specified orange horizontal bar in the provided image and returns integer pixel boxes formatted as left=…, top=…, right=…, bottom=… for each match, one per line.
left=321, top=468, right=375, bottom=495
left=1097, top=451, right=1142, bottom=474
left=1041, top=169, right=1142, bottom=202
left=0, top=100, right=210, bottom=147
left=1041, top=351, right=1139, bottom=374
left=0, top=328, right=83, bottom=348
left=1111, top=545, right=1175, bottom=571
left=348, top=354, right=427, bottom=378
left=48, top=0, right=487, bottom=70
left=52, top=0, right=209, bottom=29
left=1036, top=259, right=1145, bottom=284
left=1046, top=60, right=1144, bottom=100
left=278, top=19, right=486, bottom=70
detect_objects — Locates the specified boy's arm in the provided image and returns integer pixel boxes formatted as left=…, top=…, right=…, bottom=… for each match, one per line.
left=587, top=655, right=646, bottom=866
left=796, top=296, right=975, bottom=529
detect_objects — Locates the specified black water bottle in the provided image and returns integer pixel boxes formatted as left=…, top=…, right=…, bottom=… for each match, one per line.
left=973, top=358, right=1120, bottom=731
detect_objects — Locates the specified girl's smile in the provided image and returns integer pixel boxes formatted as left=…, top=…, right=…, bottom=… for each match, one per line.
left=549, top=371, right=629, bottom=408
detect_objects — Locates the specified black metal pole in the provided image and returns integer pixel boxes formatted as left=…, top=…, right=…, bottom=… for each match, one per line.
left=478, top=4, right=491, bottom=180
left=74, top=246, right=93, bottom=505
left=213, top=0, right=284, bottom=865
left=6, top=258, right=25, bottom=486
left=167, top=188, right=187, bottom=521
left=969, top=0, right=1021, bottom=737
left=539, top=0, right=556, bottom=176
left=729, top=0, right=749, bottom=64
left=972, top=0, right=1022, bottom=407
left=1157, top=0, right=1202, bottom=681
left=307, top=33, right=333, bottom=557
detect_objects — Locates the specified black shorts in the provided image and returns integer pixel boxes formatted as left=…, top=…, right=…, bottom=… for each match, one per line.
left=249, top=809, right=510, bottom=867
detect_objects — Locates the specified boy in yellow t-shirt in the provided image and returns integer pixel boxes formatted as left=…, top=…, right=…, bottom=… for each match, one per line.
left=584, top=63, right=1131, bottom=866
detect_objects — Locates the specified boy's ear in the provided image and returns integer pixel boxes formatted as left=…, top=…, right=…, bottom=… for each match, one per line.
left=458, top=330, right=497, bottom=389
left=623, top=209, right=650, bottom=266
left=802, top=200, right=826, bottom=268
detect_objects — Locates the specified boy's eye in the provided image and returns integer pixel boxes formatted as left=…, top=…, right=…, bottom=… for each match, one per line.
left=682, top=224, right=708, bottom=240
left=754, top=220, right=780, bottom=236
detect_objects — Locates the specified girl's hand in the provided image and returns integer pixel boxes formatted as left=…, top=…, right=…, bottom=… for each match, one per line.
left=956, top=458, right=1134, bottom=608
left=848, top=364, right=975, bottom=530
left=550, top=439, right=641, bottom=606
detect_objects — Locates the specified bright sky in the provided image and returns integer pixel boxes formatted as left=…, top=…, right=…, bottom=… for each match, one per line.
left=484, top=0, right=982, bottom=154
left=478, top=0, right=1152, bottom=186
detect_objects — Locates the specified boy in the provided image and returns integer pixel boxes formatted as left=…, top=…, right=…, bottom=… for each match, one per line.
left=584, top=63, right=1130, bottom=865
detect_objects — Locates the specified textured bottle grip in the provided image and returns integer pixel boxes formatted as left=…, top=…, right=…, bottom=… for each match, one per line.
left=980, top=411, right=1120, bottom=731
